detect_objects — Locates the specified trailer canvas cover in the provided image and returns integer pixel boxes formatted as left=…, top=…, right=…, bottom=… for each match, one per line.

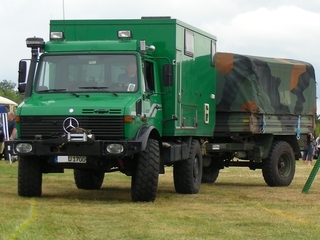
left=215, top=52, right=316, bottom=116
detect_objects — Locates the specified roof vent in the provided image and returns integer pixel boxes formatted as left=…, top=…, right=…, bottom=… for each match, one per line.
left=141, top=16, right=171, bottom=19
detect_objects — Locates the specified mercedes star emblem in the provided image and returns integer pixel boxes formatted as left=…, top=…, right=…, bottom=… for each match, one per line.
left=63, top=117, right=80, bottom=133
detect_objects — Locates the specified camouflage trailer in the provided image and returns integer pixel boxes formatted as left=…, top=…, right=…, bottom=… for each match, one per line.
left=204, top=52, right=316, bottom=186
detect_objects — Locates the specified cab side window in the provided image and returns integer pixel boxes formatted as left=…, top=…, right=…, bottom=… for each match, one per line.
left=144, top=61, right=155, bottom=91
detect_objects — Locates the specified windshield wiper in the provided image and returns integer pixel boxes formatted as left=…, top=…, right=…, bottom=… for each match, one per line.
left=78, top=86, right=118, bottom=96
left=78, top=86, right=109, bottom=89
left=38, top=88, right=67, bottom=92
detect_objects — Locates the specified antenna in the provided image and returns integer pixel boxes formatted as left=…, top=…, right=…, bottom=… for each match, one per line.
left=62, top=0, right=65, bottom=20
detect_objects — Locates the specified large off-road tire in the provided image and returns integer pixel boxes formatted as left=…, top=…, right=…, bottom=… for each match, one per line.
left=18, top=156, right=42, bottom=197
left=131, top=138, right=160, bottom=202
left=262, top=141, right=295, bottom=186
left=202, top=165, right=220, bottom=183
left=74, top=169, right=105, bottom=190
left=173, top=139, right=203, bottom=194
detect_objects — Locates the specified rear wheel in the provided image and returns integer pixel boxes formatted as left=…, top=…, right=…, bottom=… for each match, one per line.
left=202, top=165, right=220, bottom=183
left=131, top=138, right=160, bottom=202
left=262, top=141, right=295, bottom=186
left=18, top=156, right=42, bottom=197
left=74, top=169, right=105, bottom=190
left=174, top=139, right=202, bottom=194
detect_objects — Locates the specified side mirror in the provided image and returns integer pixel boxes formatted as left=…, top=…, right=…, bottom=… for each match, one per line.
left=18, top=61, right=27, bottom=93
left=18, top=61, right=27, bottom=83
left=162, top=64, right=173, bottom=87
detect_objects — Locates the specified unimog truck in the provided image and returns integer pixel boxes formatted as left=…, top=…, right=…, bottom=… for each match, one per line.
left=202, top=52, right=316, bottom=185
left=9, top=17, right=316, bottom=202
left=9, top=17, right=217, bottom=201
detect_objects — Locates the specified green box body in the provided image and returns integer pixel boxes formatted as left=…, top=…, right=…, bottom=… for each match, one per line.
left=24, top=18, right=216, bottom=139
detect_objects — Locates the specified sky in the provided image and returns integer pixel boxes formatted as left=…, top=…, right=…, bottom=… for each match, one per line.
left=1, top=0, right=320, bottom=111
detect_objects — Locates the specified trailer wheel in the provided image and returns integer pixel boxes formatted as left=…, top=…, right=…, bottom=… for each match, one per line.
left=131, top=138, right=160, bottom=202
left=74, top=169, right=105, bottom=190
left=262, top=141, right=295, bottom=186
left=18, top=156, right=42, bottom=197
left=202, top=165, right=220, bottom=183
left=174, top=139, right=202, bottom=194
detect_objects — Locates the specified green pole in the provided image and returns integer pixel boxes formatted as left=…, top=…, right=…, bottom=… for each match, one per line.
left=302, top=156, right=320, bottom=193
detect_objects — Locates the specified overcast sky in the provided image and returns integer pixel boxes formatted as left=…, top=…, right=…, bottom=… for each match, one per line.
left=1, top=0, right=319, bottom=110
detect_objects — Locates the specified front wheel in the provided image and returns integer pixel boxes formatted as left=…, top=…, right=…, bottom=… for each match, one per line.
left=74, top=169, right=105, bottom=190
left=262, top=141, right=295, bottom=186
left=173, top=139, right=203, bottom=194
left=18, top=156, right=42, bottom=197
left=131, top=138, right=160, bottom=202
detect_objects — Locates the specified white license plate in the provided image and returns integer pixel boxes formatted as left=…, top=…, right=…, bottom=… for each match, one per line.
left=56, top=156, right=87, bottom=163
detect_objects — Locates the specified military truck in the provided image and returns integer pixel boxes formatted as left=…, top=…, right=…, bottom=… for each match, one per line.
left=9, top=17, right=316, bottom=202
left=202, top=52, right=316, bottom=185
left=9, top=17, right=217, bottom=201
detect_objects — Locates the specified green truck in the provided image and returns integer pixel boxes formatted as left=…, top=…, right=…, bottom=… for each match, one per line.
left=9, top=17, right=316, bottom=202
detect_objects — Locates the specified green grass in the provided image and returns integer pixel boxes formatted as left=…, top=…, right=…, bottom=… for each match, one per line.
left=1, top=159, right=320, bottom=240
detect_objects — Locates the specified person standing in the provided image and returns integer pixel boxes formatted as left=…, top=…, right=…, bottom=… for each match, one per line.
left=315, top=134, right=320, bottom=159
left=7, top=112, right=17, bottom=140
left=305, top=131, right=315, bottom=166
left=0, top=124, right=4, bottom=160
left=4, top=112, right=17, bottom=162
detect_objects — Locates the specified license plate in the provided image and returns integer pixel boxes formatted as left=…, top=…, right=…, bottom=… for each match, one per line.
left=56, top=156, right=87, bottom=163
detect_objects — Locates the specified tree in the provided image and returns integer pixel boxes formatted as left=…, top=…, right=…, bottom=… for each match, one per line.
left=0, top=80, right=16, bottom=92
left=0, top=80, right=24, bottom=105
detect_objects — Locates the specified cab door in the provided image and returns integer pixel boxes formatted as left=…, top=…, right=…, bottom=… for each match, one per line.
left=142, top=59, right=162, bottom=131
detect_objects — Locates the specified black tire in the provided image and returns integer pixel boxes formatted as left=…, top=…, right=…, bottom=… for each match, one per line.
left=18, top=156, right=42, bottom=197
left=74, top=169, right=105, bottom=190
left=202, top=165, right=220, bottom=183
left=262, top=141, right=295, bottom=186
left=173, top=139, right=203, bottom=194
left=131, top=138, right=160, bottom=202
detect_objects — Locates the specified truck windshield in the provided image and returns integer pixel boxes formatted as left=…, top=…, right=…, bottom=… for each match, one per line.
left=35, top=54, right=138, bottom=93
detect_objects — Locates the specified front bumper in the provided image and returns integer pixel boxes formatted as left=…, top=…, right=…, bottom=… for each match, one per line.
left=6, top=133, right=142, bottom=157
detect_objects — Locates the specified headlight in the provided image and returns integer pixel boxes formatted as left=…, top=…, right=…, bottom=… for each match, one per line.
left=106, top=144, right=124, bottom=154
left=15, top=143, right=33, bottom=153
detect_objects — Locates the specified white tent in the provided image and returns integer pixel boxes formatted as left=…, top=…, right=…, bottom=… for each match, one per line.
left=0, top=96, right=18, bottom=106
left=0, top=96, right=18, bottom=113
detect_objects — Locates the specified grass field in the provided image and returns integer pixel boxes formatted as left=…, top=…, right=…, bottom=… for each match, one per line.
left=1, top=159, right=320, bottom=240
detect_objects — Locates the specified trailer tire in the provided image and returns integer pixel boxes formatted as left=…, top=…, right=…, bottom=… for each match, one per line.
left=174, top=139, right=202, bottom=194
left=131, top=138, right=160, bottom=202
left=18, top=156, right=42, bottom=197
left=74, top=169, right=105, bottom=190
left=202, top=165, right=220, bottom=183
left=262, top=141, right=295, bottom=186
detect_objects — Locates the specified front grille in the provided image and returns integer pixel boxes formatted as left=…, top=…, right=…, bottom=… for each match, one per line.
left=20, top=116, right=124, bottom=140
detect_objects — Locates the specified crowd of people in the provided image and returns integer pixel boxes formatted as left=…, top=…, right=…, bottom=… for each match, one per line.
left=302, top=131, right=320, bottom=166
